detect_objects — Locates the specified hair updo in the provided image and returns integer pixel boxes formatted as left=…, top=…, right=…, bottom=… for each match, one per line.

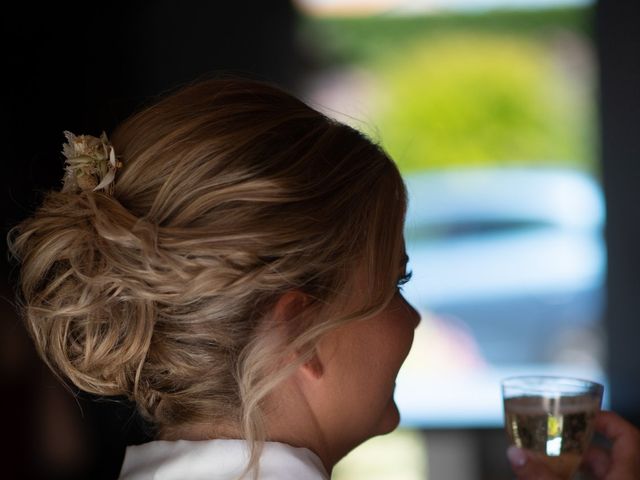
left=9, top=77, right=407, bottom=464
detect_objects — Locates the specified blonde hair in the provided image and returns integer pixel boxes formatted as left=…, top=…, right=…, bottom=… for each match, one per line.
left=8, top=76, right=407, bottom=476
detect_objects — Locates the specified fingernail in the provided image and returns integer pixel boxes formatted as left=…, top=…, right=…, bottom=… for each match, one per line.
left=507, top=446, right=527, bottom=467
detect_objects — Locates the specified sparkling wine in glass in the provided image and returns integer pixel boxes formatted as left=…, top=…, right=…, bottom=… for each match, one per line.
left=501, top=376, right=604, bottom=479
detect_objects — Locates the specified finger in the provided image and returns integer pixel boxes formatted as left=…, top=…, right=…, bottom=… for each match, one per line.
left=581, top=445, right=611, bottom=479
left=507, top=446, right=564, bottom=480
left=594, top=411, right=634, bottom=440
left=593, top=411, right=640, bottom=460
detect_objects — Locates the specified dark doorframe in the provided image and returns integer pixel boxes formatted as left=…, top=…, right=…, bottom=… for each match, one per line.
left=597, top=0, right=640, bottom=427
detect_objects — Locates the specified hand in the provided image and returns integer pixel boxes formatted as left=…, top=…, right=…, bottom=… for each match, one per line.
left=581, top=411, right=640, bottom=480
left=506, top=410, right=640, bottom=480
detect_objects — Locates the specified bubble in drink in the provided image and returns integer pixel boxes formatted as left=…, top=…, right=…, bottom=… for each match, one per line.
left=504, top=394, right=599, bottom=479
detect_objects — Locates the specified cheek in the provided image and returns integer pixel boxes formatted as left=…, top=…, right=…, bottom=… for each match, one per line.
left=335, top=306, right=416, bottom=397
left=380, top=318, right=416, bottom=369
left=366, top=331, right=412, bottom=392
left=339, top=341, right=396, bottom=403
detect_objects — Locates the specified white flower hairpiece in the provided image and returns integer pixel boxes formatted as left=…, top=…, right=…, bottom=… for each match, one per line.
left=61, top=130, right=122, bottom=195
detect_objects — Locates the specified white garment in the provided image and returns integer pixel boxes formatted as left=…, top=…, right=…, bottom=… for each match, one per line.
left=118, top=438, right=330, bottom=480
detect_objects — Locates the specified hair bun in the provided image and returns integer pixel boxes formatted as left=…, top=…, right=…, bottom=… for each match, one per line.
left=9, top=190, right=157, bottom=411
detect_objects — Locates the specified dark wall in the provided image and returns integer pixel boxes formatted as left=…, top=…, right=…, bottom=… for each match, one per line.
left=597, top=0, right=640, bottom=427
left=1, top=2, right=302, bottom=479
left=2, top=0, right=302, bottom=234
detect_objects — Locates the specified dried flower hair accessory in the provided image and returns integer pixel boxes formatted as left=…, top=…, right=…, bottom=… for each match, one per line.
left=61, top=131, right=122, bottom=195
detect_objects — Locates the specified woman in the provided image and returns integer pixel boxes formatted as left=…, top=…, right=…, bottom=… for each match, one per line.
left=9, top=77, right=639, bottom=479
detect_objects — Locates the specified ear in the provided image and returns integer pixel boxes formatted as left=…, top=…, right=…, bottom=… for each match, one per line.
left=300, top=350, right=324, bottom=380
left=268, top=289, right=317, bottom=359
left=270, top=291, right=326, bottom=381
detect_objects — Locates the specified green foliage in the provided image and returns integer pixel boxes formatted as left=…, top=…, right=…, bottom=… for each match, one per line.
left=300, top=7, right=597, bottom=173
left=370, top=34, right=596, bottom=172
left=300, top=7, right=594, bottom=67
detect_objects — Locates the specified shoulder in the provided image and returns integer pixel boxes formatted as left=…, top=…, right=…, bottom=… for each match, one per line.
left=118, top=438, right=329, bottom=480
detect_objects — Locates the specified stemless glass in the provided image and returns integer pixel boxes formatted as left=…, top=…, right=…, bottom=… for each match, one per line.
left=501, top=375, right=604, bottom=479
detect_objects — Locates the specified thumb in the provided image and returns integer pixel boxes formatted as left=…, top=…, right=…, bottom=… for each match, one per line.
left=507, top=446, right=565, bottom=480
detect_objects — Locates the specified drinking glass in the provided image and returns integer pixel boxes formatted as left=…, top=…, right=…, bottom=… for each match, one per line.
left=501, top=375, right=604, bottom=479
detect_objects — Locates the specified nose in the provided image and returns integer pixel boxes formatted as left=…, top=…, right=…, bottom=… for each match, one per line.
left=402, top=296, right=421, bottom=329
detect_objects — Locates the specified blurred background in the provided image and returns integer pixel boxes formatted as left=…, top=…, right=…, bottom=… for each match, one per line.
left=2, top=1, right=638, bottom=479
